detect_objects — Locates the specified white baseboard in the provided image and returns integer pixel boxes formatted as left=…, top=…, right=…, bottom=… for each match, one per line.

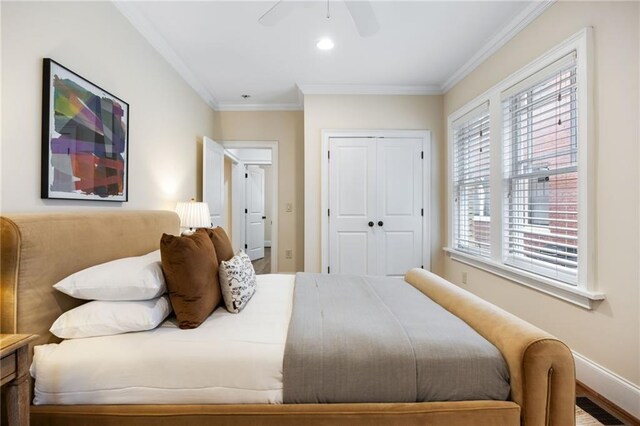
left=573, top=351, right=640, bottom=419
left=264, top=240, right=271, bottom=248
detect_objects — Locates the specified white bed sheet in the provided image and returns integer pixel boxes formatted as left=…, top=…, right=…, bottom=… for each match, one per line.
left=31, top=274, right=295, bottom=405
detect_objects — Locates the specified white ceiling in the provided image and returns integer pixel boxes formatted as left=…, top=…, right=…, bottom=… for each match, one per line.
left=115, top=1, right=552, bottom=110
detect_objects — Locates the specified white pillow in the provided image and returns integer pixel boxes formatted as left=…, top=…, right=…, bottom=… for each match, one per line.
left=53, top=250, right=166, bottom=301
left=218, top=250, right=257, bottom=313
left=50, top=295, right=172, bottom=339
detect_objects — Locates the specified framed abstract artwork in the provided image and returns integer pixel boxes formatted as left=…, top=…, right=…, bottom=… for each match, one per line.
left=41, top=59, right=129, bottom=201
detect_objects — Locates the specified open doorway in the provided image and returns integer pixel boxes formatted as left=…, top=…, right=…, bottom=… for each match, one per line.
left=223, top=141, right=278, bottom=274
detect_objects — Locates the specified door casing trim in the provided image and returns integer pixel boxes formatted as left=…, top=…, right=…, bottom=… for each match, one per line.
left=222, top=140, right=278, bottom=273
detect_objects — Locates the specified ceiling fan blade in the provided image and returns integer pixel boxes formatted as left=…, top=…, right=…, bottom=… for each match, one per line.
left=259, top=1, right=296, bottom=27
left=344, top=1, right=380, bottom=37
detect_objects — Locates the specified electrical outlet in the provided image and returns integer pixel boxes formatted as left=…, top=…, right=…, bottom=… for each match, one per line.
left=286, top=203, right=293, bottom=212
left=462, top=271, right=468, bottom=285
left=285, top=249, right=293, bottom=259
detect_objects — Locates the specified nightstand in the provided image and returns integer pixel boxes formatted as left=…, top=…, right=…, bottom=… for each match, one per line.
left=1, top=334, right=37, bottom=426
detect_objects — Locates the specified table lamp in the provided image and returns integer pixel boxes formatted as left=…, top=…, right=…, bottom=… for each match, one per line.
left=175, top=199, right=211, bottom=235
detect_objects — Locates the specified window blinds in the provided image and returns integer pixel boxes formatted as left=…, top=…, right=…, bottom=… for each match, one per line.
left=453, top=103, right=491, bottom=257
left=502, top=52, right=578, bottom=284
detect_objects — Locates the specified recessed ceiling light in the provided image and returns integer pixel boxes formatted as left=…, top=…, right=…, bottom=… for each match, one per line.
left=316, top=38, right=334, bottom=51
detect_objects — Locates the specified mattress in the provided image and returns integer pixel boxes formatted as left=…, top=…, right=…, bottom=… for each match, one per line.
left=31, top=274, right=295, bottom=405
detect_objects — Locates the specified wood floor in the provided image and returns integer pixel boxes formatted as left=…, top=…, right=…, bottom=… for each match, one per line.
left=252, top=247, right=271, bottom=275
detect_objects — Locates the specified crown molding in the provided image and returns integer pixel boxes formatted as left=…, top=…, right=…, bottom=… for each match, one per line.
left=114, top=0, right=555, bottom=110
left=298, top=84, right=443, bottom=96
left=112, top=1, right=220, bottom=110
left=216, top=103, right=303, bottom=112
left=440, top=0, right=556, bottom=93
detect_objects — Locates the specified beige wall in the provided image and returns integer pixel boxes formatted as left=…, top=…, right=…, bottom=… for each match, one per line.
left=1, top=2, right=217, bottom=213
left=213, top=111, right=304, bottom=272
left=303, top=95, right=444, bottom=273
left=442, top=2, right=639, bottom=385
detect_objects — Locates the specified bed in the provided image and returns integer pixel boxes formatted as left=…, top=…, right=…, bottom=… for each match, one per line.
left=0, top=211, right=576, bottom=425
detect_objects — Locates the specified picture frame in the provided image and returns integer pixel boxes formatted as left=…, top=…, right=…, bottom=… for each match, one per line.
left=41, top=58, right=129, bottom=201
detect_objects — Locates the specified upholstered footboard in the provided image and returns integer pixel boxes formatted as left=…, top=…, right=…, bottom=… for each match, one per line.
left=405, top=268, right=576, bottom=426
left=31, top=401, right=521, bottom=426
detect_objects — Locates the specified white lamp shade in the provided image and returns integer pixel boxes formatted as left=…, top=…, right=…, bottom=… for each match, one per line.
left=176, top=201, right=211, bottom=229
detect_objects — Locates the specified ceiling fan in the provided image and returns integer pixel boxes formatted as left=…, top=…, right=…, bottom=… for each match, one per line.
left=259, top=0, right=380, bottom=38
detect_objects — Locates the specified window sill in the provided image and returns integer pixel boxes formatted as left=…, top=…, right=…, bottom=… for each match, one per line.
left=443, top=247, right=605, bottom=310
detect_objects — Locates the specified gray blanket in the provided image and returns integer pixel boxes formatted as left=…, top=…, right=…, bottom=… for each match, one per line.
left=282, top=273, right=510, bottom=403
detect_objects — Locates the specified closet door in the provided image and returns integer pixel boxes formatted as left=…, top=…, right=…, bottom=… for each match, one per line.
left=375, top=138, right=423, bottom=276
left=328, top=138, right=377, bottom=275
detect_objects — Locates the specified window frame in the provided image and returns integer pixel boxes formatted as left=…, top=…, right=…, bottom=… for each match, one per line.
left=445, top=28, right=603, bottom=309
left=503, top=60, right=579, bottom=285
left=451, top=103, right=492, bottom=258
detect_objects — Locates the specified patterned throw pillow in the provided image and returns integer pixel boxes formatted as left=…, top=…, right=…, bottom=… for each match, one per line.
left=218, top=251, right=257, bottom=313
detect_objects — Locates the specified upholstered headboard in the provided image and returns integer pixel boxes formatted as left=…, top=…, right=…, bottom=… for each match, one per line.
left=1, top=211, right=180, bottom=347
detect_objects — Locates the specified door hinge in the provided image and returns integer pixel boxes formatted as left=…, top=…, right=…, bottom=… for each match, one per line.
left=328, top=151, right=330, bottom=160
left=245, top=208, right=248, bottom=214
left=328, top=266, right=330, bottom=274
left=421, top=151, right=424, bottom=159
left=328, top=209, right=330, bottom=217
left=245, top=173, right=248, bottom=178
left=244, top=244, right=248, bottom=249
left=421, top=208, right=424, bottom=216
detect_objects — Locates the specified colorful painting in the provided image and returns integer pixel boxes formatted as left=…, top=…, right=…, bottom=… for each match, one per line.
left=42, top=59, right=129, bottom=201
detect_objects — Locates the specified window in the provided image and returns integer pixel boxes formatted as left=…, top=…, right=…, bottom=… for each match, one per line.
left=452, top=104, right=491, bottom=257
left=503, top=53, right=578, bottom=284
left=446, top=29, right=601, bottom=308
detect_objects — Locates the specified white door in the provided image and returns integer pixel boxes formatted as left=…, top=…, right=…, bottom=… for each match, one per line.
left=245, top=166, right=265, bottom=260
left=203, top=137, right=225, bottom=228
left=328, top=138, right=377, bottom=275
left=376, top=138, right=423, bottom=276
left=230, top=159, right=246, bottom=252
left=328, top=137, right=423, bottom=276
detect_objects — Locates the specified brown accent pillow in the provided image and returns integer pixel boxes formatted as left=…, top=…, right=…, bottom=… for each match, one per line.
left=204, top=227, right=235, bottom=262
left=160, top=230, right=221, bottom=329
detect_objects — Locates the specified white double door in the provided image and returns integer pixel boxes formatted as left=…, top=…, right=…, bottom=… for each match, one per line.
left=329, top=137, right=424, bottom=277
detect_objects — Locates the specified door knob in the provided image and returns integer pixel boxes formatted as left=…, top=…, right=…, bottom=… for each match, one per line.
left=368, top=221, right=374, bottom=227
left=262, top=216, right=266, bottom=219
left=378, top=221, right=384, bottom=227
